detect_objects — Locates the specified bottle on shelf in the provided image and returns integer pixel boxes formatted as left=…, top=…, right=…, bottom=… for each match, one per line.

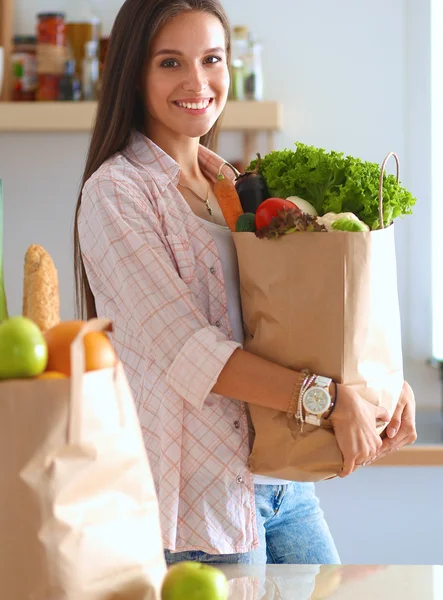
left=230, top=25, right=249, bottom=101
left=66, top=0, right=101, bottom=81
left=11, top=35, right=37, bottom=101
left=59, top=59, right=81, bottom=101
left=82, top=40, right=100, bottom=100
left=244, top=35, right=264, bottom=102
left=36, top=12, right=67, bottom=101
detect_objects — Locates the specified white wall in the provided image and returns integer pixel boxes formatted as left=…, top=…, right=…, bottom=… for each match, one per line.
left=1, top=0, right=442, bottom=565
left=316, top=466, right=443, bottom=565
left=13, top=0, right=122, bottom=36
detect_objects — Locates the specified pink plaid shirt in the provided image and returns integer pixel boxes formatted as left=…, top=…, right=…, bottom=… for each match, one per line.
left=78, top=131, right=259, bottom=554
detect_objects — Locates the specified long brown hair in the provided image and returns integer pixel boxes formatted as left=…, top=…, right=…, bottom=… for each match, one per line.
left=73, top=0, right=232, bottom=319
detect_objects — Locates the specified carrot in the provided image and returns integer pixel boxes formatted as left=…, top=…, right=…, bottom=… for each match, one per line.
left=214, top=163, right=244, bottom=232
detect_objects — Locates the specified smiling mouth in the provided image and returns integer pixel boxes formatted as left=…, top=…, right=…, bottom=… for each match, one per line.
left=173, top=98, right=214, bottom=111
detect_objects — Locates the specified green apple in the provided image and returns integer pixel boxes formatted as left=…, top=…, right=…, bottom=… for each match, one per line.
left=0, top=316, right=48, bottom=380
left=161, top=562, right=229, bottom=600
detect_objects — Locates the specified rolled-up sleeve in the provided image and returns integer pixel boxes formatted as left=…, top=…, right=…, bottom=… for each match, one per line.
left=78, top=172, right=241, bottom=410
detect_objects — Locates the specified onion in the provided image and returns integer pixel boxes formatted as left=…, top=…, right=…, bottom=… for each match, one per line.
left=285, top=196, right=318, bottom=216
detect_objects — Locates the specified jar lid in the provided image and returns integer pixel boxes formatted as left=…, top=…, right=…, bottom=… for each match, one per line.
left=13, top=35, right=37, bottom=45
left=37, top=12, right=65, bottom=19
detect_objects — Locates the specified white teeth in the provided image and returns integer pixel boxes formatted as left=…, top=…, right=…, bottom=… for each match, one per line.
left=177, top=100, right=210, bottom=110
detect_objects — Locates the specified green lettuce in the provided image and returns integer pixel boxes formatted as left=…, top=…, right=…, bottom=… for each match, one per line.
left=247, top=143, right=416, bottom=229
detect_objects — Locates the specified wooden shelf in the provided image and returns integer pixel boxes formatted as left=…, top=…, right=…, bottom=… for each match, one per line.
left=0, top=99, right=283, bottom=165
left=370, top=445, right=443, bottom=467
left=0, top=100, right=283, bottom=133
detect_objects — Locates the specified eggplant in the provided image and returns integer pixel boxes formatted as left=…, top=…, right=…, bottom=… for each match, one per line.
left=235, top=153, right=270, bottom=214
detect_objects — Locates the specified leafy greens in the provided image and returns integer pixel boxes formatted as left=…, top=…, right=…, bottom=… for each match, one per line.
left=247, top=143, right=416, bottom=230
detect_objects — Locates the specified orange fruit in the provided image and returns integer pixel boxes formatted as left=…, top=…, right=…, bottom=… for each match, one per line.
left=36, top=371, right=68, bottom=380
left=44, top=320, right=117, bottom=377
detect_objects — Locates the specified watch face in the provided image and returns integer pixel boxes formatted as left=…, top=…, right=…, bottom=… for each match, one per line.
left=303, top=387, right=330, bottom=415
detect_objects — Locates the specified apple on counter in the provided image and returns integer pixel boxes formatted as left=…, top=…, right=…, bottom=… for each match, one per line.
left=0, top=316, right=48, bottom=380
left=161, top=562, right=229, bottom=600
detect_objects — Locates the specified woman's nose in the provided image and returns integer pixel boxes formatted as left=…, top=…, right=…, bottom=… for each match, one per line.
left=182, top=64, right=208, bottom=93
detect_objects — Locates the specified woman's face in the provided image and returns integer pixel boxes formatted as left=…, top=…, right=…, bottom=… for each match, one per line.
left=144, top=10, right=230, bottom=140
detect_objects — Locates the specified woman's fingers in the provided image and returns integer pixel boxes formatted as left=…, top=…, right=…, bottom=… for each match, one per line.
left=376, top=425, right=417, bottom=461
left=339, top=437, right=379, bottom=478
left=333, top=387, right=403, bottom=478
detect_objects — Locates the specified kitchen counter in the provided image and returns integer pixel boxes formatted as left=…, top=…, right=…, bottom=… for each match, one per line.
left=217, top=564, right=442, bottom=599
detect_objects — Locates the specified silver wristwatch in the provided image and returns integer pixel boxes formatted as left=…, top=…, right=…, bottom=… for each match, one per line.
left=302, top=375, right=332, bottom=426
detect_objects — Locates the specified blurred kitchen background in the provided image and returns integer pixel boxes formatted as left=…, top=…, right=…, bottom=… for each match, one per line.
left=0, top=0, right=442, bottom=564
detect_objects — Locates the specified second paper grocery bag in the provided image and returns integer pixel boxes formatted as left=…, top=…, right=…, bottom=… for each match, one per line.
left=0, top=319, right=166, bottom=600
left=232, top=225, right=404, bottom=482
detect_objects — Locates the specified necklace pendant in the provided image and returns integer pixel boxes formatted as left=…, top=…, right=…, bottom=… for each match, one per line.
left=205, top=200, right=213, bottom=216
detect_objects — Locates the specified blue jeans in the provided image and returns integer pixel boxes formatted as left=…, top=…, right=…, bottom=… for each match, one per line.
left=164, top=482, right=340, bottom=565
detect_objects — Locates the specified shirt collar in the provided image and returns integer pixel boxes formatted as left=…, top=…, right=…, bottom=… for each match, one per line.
left=123, top=130, right=238, bottom=191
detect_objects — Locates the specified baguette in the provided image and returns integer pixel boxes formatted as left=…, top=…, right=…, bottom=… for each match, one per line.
left=23, top=244, right=60, bottom=333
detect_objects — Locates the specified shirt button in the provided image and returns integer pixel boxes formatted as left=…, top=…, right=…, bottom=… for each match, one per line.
left=234, top=420, right=240, bottom=429
left=215, top=320, right=221, bottom=328
left=210, top=266, right=216, bottom=274
left=236, top=475, right=244, bottom=484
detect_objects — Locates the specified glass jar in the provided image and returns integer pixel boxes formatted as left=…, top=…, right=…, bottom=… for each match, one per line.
left=82, top=40, right=100, bottom=100
left=230, top=26, right=249, bottom=101
left=37, top=13, right=66, bottom=47
left=36, top=13, right=67, bottom=101
left=66, top=1, right=101, bottom=80
left=37, top=74, right=62, bottom=101
left=244, top=38, right=264, bottom=101
left=11, top=36, right=37, bottom=101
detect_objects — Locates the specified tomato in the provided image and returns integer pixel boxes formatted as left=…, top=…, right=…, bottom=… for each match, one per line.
left=255, top=198, right=299, bottom=230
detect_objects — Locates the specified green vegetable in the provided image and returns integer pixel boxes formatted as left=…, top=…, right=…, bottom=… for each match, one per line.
left=0, top=180, right=9, bottom=323
left=235, top=213, right=256, bottom=232
left=256, top=207, right=327, bottom=240
left=331, top=217, right=369, bottom=232
left=247, top=143, right=416, bottom=229
left=317, top=212, right=370, bottom=232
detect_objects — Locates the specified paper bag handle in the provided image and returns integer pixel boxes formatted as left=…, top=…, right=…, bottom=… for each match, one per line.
left=378, top=152, right=400, bottom=229
left=69, top=318, right=114, bottom=443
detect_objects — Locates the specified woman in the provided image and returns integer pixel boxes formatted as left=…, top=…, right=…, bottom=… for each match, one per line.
left=74, top=0, right=417, bottom=564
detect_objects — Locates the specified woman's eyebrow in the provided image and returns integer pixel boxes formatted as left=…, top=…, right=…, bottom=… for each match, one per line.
left=153, top=46, right=225, bottom=57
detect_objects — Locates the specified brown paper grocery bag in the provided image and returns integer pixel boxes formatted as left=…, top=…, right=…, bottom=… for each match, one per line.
left=232, top=154, right=404, bottom=482
left=0, top=319, right=166, bottom=600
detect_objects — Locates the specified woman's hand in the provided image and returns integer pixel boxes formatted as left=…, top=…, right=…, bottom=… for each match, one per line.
left=328, top=385, right=390, bottom=478
left=371, top=380, right=417, bottom=463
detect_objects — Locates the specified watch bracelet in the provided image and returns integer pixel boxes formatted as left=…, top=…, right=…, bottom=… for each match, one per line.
left=297, top=373, right=316, bottom=424
left=287, top=370, right=336, bottom=422
left=300, top=374, right=336, bottom=423
left=287, top=369, right=309, bottom=418
left=322, top=380, right=338, bottom=420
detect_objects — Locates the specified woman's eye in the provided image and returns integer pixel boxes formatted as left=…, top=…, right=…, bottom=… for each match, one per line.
left=204, top=55, right=222, bottom=64
left=161, top=59, right=180, bottom=68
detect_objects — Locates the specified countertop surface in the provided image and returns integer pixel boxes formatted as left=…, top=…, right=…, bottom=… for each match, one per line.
left=216, top=564, right=443, bottom=599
